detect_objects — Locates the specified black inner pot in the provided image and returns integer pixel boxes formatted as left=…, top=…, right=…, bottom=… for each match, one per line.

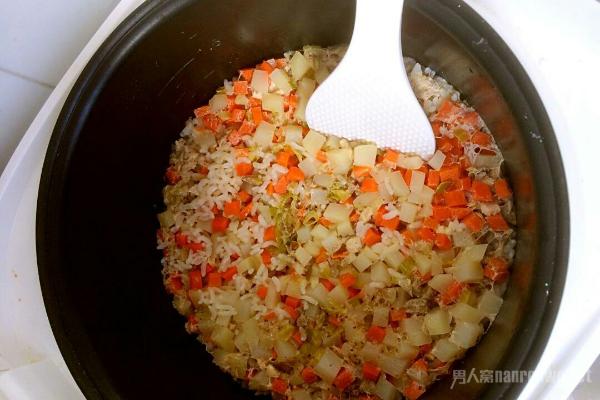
left=36, top=0, right=569, bottom=399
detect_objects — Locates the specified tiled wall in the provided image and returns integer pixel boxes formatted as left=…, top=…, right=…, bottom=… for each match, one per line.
left=0, top=0, right=120, bottom=173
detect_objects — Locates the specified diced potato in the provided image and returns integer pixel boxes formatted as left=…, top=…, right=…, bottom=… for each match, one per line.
left=389, top=171, right=410, bottom=196
left=398, top=202, right=419, bottom=223
left=455, top=244, right=488, bottom=265
left=291, top=389, right=312, bottom=400
left=328, top=284, right=348, bottom=305
left=310, top=224, right=330, bottom=242
left=337, top=221, right=354, bottom=237
left=314, top=348, right=343, bottom=383
left=424, top=308, right=452, bottom=335
left=290, top=51, right=312, bottom=81
left=409, top=170, right=425, bottom=193
left=265, top=282, right=280, bottom=308
left=211, top=326, right=235, bottom=352
left=427, top=150, right=446, bottom=170
left=327, top=148, right=353, bottom=175
left=431, top=338, right=462, bottom=362
left=283, top=277, right=303, bottom=298
left=270, top=68, right=293, bottom=94
left=294, top=78, right=316, bottom=121
left=402, top=317, right=431, bottom=346
left=313, top=173, right=334, bottom=188
left=295, top=246, right=312, bottom=266
left=323, top=203, right=351, bottom=224
left=298, top=157, right=319, bottom=177
left=413, top=253, right=431, bottom=275
left=383, top=250, right=405, bottom=269
left=379, top=354, right=409, bottom=377
left=322, top=233, right=342, bottom=254
left=478, top=290, right=503, bottom=316
left=193, top=129, right=217, bottom=150
left=373, top=306, right=390, bottom=327
left=371, top=262, right=391, bottom=284
left=302, top=129, right=326, bottom=155
left=353, top=144, right=377, bottom=167
left=297, top=226, right=311, bottom=243
left=428, top=273, right=454, bottom=292
left=353, top=192, right=383, bottom=209
left=238, top=254, right=261, bottom=273
left=449, top=303, right=483, bottom=323
left=360, top=342, right=381, bottom=361
left=253, top=121, right=276, bottom=148
left=452, top=261, right=484, bottom=283
left=234, top=94, right=249, bottom=106
left=304, top=240, right=321, bottom=257
left=261, top=93, right=284, bottom=114
left=209, top=93, right=228, bottom=112
left=314, top=65, right=330, bottom=84
left=374, top=376, right=399, bottom=400
left=250, top=69, right=269, bottom=93
left=398, top=155, right=423, bottom=169
left=353, top=251, right=373, bottom=272
left=283, top=125, right=303, bottom=143
left=307, top=284, right=329, bottom=305
left=275, top=339, right=297, bottom=361
left=450, top=321, right=483, bottom=349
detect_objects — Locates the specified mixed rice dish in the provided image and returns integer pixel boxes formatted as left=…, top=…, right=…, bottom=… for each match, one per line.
left=157, top=46, right=516, bottom=400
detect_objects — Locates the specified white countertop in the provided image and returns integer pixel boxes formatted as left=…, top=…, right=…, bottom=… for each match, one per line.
left=0, top=0, right=598, bottom=399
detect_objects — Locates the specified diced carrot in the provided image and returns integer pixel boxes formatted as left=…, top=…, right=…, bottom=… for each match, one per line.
left=174, top=232, right=188, bottom=247
left=287, top=166, right=305, bottom=181
left=240, top=203, right=253, bottom=219
left=426, top=170, right=440, bottom=188
left=487, top=213, right=510, bottom=231
left=235, top=162, right=254, bottom=176
left=410, top=358, right=428, bottom=372
left=417, top=227, right=436, bottom=243
left=238, top=120, right=255, bottom=135
left=339, top=273, right=357, bottom=288
left=275, top=149, right=293, bottom=167
left=450, top=207, right=472, bottom=220
left=222, top=266, right=238, bottom=281
left=494, top=178, right=512, bottom=199
left=350, top=210, right=360, bottom=222
left=403, top=380, right=426, bottom=400
left=434, top=233, right=452, bottom=250
left=238, top=190, right=252, bottom=203
left=484, top=257, right=509, bottom=282
left=315, top=247, right=328, bottom=263
left=212, top=215, right=230, bottom=233
left=233, top=80, right=248, bottom=95
left=284, top=92, right=298, bottom=110
left=250, top=106, right=263, bottom=124
left=263, top=311, right=277, bottom=320
left=285, top=296, right=301, bottom=309
left=319, top=217, right=333, bottom=227
left=291, top=330, right=303, bottom=346
left=301, top=367, right=319, bottom=383
left=188, top=269, right=203, bottom=290
left=320, top=278, right=335, bottom=291
left=366, top=325, right=386, bottom=343
left=316, top=150, right=328, bottom=163
left=167, top=274, right=183, bottom=294
left=419, top=343, right=433, bottom=355
left=382, top=149, right=399, bottom=165
left=207, top=272, right=222, bottom=287
left=202, top=114, right=222, bottom=132
left=165, top=167, right=181, bottom=185
left=423, top=217, right=438, bottom=230
left=266, top=182, right=275, bottom=195
left=352, top=166, right=372, bottom=178
left=444, top=190, right=467, bottom=207
left=463, top=212, right=485, bottom=232
left=264, top=225, right=276, bottom=241
left=458, top=176, right=472, bottom=191
left=235, top=148, right=250, bottom=158
left=261, top=248, right=272, bottom=265
left=273, top=175, right=288, bottom=194
left=229, top=108, right=246, bottom=123
left=432, top=206, right=452, bottom=221
left=239, top=68, right=253, bottom=81
left=275, top=58, right=287, bottom=68
left=360, top=177, right=379, bottom=193
left=363, top=228, right=382, bottom=246
left=440, top=281, right=463, bottom=305
left=390, top=308, right=406, bottom=322
left=347, top=287, right=361, bottom=299
left=283, top=304, right=299, bottom=320
left=271, top=377, right=288, bottom=394
left=439, top=164, right=461, bottom=181
left=471, top=130, right=492, bottom=146
left=362, top=361, right=381, bottom=381
left=373, top=206, right=400, bottom=230
left=196, top=165, right=209, bottom=176
left=404, top=169, right=413, bottom=186
left=223, top=200, right=241, bottom=218
left=436, top=99, right=460, bottom=119
left=328, top=315, right=342, bottom=327
left=257, top=285, right=268, bottom=299
left=401, top=229, right=416, bottom=247
left=193, top=105, right=212, bottom=118
left=228, top=130, right=243, bottom=146
left=333, top=368, right=354, bottom=390
left=472, top=180, right=493, bottom=202
left=186, top=242, right=204, bottom=252
left=258, top=60, right=274, bottom=73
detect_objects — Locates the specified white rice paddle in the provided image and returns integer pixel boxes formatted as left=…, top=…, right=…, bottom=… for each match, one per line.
left=306, top=0, right=435, bottom=159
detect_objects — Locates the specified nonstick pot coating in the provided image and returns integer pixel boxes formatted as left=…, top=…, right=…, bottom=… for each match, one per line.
left=37, top=0, right=569, bottom=399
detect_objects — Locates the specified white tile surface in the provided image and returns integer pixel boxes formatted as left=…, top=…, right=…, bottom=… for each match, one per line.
left=0, top=71, right=51, bottom=171
left=0, top=0, right=120, bottom=86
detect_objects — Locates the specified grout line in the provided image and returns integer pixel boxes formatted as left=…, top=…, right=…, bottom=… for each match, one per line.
left=0, top=67, right=55, bottom=89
